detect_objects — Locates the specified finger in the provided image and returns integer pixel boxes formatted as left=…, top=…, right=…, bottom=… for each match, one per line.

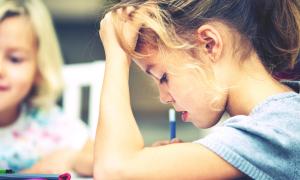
left=126, top=6, right=136, bottom=19
left=116, top=8, right=123, bottom=16
left=99, top=12, right=110, bottom=29
left=115, top=6, right=137, bottom=21
left=126, top=6, right=135, bottom=13
left=102, top=11, right=112, bottom=21
left=151, top=140, right=171, bottom=147
left=170, top=138, right=183, bottom=144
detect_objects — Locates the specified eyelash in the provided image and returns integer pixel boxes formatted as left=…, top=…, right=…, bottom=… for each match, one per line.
left=159, top=73, right=168, bottom=84
left=10, top=57, right=22, bottom=63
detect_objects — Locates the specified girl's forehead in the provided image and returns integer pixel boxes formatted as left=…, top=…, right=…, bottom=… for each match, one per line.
left=134, top=58, right=159, bottom=72
left=0, top=16, right=37, bottom=51
left=134, top=57, right=182, bottom=76
left=134, top=43, right=194, bottom=74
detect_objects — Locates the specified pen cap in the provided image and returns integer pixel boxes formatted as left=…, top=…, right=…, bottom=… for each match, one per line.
left=169, top=108, right=176, bottom=122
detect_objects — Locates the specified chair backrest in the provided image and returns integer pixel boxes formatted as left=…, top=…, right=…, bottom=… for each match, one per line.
left=62, top=61, right=105, bottom=137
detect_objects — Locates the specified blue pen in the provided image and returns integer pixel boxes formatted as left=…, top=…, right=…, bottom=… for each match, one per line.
left=169, top=108, right=176, bottom=140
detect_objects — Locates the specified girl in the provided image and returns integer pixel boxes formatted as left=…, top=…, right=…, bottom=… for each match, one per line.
left=95, top=0, right=300, bottom=179
left=0, top=0, right=92, bottom=174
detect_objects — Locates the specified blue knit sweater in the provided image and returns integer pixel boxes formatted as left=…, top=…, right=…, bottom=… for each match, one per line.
left=195, top=92, right=300, bottom=180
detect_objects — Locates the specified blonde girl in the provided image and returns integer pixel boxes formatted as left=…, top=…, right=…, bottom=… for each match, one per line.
left=0, top=0, right=91, bottom=174
left=95, top=0, right=300, bottom=179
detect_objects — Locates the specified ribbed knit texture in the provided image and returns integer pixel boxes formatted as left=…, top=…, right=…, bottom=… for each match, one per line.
left=194, top=92, right=300, bottom=180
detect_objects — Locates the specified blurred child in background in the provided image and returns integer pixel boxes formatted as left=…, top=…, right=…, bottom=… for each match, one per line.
left=0, top=0, right=93, bottom=175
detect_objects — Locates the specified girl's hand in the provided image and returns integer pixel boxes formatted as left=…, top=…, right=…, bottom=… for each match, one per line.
left=21, top=149, right=77, bottom=174
left=99, top=7, right=142, bottom=63
left=151, top=138, right=184, bottom=147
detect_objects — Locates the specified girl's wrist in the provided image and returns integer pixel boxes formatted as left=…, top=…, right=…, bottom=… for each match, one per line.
left=105, top=53, right=132, bottom=67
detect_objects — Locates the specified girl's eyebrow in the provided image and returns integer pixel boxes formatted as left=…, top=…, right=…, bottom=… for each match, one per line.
left=145, top=64, right=154, bottom=75
left=145, top=64, right=159, bottom=80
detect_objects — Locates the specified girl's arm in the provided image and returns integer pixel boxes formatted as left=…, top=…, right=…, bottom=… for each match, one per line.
left=21, top=149, right=77, bottom=174
left=94, top=9, right=243, bottom=180
left=72, top=139, right=94, bottom=176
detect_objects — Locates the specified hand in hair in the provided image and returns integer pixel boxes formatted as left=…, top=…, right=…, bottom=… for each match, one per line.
left=99, top=6, right=142, bottom=64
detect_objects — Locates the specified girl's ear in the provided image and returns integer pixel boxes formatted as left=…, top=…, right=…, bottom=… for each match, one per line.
left=33, top=70, right=42, bottom=86
left=197, top=24, right=223, bottom=62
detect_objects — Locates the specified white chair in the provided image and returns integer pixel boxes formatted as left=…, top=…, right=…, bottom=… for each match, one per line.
left=62, top=61, right=105, bottom=137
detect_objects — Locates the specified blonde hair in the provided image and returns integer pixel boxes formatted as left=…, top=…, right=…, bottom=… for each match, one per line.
left=0, top=0, right=64, bottom=110
left=111, top=0, right=300, bottom=73
left=109, top=0, right=300, bottom=110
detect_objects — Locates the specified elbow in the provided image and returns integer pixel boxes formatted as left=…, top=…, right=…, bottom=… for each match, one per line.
left=72, top=154, right=94, bottom=176
left=73, top=163, right=93, bottom=177
left=93, top=160, right=126, bottom=180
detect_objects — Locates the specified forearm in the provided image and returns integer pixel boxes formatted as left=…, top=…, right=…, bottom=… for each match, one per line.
left=72, top=139, right=94, bottom=176
left=21, top=149, right=77, bottom=174
left=94, top=56, right=144, bottom=170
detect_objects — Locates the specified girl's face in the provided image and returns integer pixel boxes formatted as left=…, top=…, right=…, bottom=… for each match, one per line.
left=0, top=16, right=38, bottom=120
left=134, top=49, right=226, bottom=128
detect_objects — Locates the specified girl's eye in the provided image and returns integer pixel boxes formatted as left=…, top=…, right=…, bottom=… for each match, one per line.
left=8, top=56, right=23, bottom=64
left=159, top=73, right=168, bottom=84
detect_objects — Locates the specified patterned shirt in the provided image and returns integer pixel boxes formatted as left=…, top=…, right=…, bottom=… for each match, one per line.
left=0, top=105, right=89, bottom=171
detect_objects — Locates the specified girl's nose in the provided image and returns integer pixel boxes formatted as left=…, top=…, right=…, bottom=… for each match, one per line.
left=159, top=86, right=173, bottom=104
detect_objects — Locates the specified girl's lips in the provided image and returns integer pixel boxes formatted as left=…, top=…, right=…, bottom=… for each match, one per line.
left=0, top=85, right=9, bottom=91
left=181, top=111, right=188, bottom=122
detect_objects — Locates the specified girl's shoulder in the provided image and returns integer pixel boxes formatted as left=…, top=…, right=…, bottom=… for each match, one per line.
left=250, top=91, right=300, bottom=116
left=24, top=104, right=89, bottom=134
left=195, top=92, right=300, bottom=180
left=222, top=91, right=300, bottom=129
left=25, top=105, right=71, bottom=126
left=31, top=105, right=89, bottom=132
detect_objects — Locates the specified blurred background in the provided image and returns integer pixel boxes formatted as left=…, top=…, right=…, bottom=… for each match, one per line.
left=43, top=0, right=204, bottom=145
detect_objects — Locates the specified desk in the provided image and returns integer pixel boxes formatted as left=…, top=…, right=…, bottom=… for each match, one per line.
left=70, top=172, right=93, bottom=180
